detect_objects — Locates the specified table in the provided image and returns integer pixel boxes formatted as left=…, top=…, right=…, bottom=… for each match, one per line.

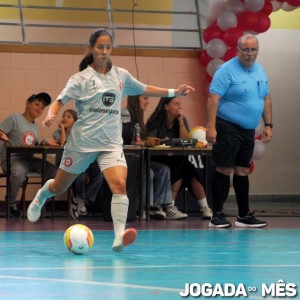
left=145, top=146, right=212, bottom=220
left=5, top=145, right=212, bottom=221
left=5, top=145, right=64, bottom=218
left=122, top=145, right=146, bottom=220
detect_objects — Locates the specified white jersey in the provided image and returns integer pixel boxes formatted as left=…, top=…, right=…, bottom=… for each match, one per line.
left=58, top=65, right=146, bottom=152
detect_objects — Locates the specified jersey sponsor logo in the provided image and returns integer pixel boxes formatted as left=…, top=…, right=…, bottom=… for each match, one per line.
left=22, top=132, right=35, bottom=145
left=64, top=157, right=73, bottom=167
left=119, top=82, right=123, bottom=91
left=89, top=108, right=119, bottom=114
left=102, top=92, right=115, bottom=107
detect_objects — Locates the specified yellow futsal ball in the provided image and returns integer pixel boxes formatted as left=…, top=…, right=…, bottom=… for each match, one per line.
left=64, top=224, right=94, bottom=255
left=189, top=126, right=208, bottom=146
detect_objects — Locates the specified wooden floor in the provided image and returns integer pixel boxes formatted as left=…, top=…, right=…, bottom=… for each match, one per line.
left=0, top=212, right=299, bottom=300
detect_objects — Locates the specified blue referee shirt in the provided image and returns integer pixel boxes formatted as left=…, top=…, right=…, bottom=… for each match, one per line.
left=209, top=57, right=269, bottom=129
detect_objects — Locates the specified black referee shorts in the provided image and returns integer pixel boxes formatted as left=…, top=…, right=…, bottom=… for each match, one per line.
left=212, top=118, right=255, bottom=168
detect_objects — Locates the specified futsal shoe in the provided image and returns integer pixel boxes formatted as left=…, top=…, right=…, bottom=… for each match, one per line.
left=112, top=228, right=137, bottom=253
left=209, top=212, right=232, bottom=228
left=235, top=212, right=267, bottom=228
left=27, top=190, right=44, bottom=222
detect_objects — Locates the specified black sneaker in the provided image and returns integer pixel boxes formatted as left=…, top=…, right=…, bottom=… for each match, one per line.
left=70, top=197, right=87, bottom=219
left=10, top=202, right=22, bottom=219
left=70, top=197, right=79, bottom=220
left=150, top=206, right=166, bottom=220
left=235, top=212, right=267, bottom=228
left=209, top=212, right=231, bottom=228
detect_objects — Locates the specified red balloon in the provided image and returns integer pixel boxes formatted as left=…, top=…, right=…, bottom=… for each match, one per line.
left=223, top=47, right=238, bottom=61
left=256, top=134, right=262, bottom=141
left=223, top=27, right=244, bottom=47
left=249, top=160, right=255, bottom=174
left=203, top=25, right=224, bottom=43
left=286, top=0, right=300, bottom=6
left=260, top=0, right=273, bottom=15
left=275, top=0, right=286, bottom=2
left=199, top=49, right=212, bottom=67
left=206, top=73, right=212, bottom=83
left=255, top=13, right=271, bottom=33
left=237, top=11, right=258, bottom=31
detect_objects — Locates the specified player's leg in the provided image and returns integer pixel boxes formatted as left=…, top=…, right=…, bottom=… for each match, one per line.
left=27, top=150, right=96, bottom=222
left=100, top=151, right=137, bottom=252
left=27, top=169, right=78, bottom=222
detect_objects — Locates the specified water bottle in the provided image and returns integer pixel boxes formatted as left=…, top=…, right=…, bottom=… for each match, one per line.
left=132, top=123, right=141, bottom=146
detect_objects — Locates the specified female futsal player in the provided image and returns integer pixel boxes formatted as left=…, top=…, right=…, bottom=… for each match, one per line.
left=27, top=28, right=194, bottom=252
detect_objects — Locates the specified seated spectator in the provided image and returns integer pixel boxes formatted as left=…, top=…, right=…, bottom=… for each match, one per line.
left=122, top=95, right=187, bottom=220
left=0, top=93, right=57, bottom=218
left=146, top=97, right=212, bottom=219
left=52, top=109, right=103, bottom=219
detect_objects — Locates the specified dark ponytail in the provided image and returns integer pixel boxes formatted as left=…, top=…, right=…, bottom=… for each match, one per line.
left=79, top=53, right=94, bottom=71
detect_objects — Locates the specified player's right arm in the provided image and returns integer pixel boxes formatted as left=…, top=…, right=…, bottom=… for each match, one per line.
left=42, top=99, right=64, bottom=127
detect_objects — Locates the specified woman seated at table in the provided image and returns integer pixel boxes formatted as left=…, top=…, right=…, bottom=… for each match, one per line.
left=122, top=95, right=187, bottom=220
left=146, top=97, right=212, bottom=219
left=52, top=109, right=103, bottom=219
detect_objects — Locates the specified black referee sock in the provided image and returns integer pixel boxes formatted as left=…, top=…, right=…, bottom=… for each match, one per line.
left=233, top=174, right=250, bottom=218
left=211, top=171, right=230, bottom=214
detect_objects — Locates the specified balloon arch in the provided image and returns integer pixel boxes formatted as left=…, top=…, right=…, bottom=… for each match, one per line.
left=199, top=0, right=300, bottom=82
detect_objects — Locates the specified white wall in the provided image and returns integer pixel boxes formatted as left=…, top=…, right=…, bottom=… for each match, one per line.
left=249, top=29, right=300, bottom=195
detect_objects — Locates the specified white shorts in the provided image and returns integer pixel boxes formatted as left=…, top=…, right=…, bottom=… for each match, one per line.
left=59, top=150, right=127, bottom=174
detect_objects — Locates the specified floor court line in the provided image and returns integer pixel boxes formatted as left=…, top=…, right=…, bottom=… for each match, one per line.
left=0, top=274, right=181, bottom=292
left=0, top=275, right=269, bottom=300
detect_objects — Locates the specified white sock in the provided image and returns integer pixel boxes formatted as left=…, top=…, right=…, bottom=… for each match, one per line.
left=111, top=194, right=129, bottom=238
left=164, top=200, right=176, bottom=211
left=197, top=197, right=209, bottom=209
left=38, top=179, right=55, bottom=205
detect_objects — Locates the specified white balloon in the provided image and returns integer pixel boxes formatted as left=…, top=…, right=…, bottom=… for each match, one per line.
left=252, top=139, right=266, bottom=160
left=244, top=0, right=265, bottom=12
left=217, top=10, right=238, bottom=31
left=207, top=0, right=227, bottom=24
left=206, top=38, right=227, bottom=59
left=255, top=119, right=264, bottom=138
left=271, top=1, right=283, bottom=12
left=206, top=59, right=224, bottom=77
left=225, top=0, right=246, bottom=16
left=281, top=2, right=296, bottom=11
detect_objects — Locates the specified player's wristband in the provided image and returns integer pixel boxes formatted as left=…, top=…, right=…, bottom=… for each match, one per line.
left=168, top=89, right=175, bottom=98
